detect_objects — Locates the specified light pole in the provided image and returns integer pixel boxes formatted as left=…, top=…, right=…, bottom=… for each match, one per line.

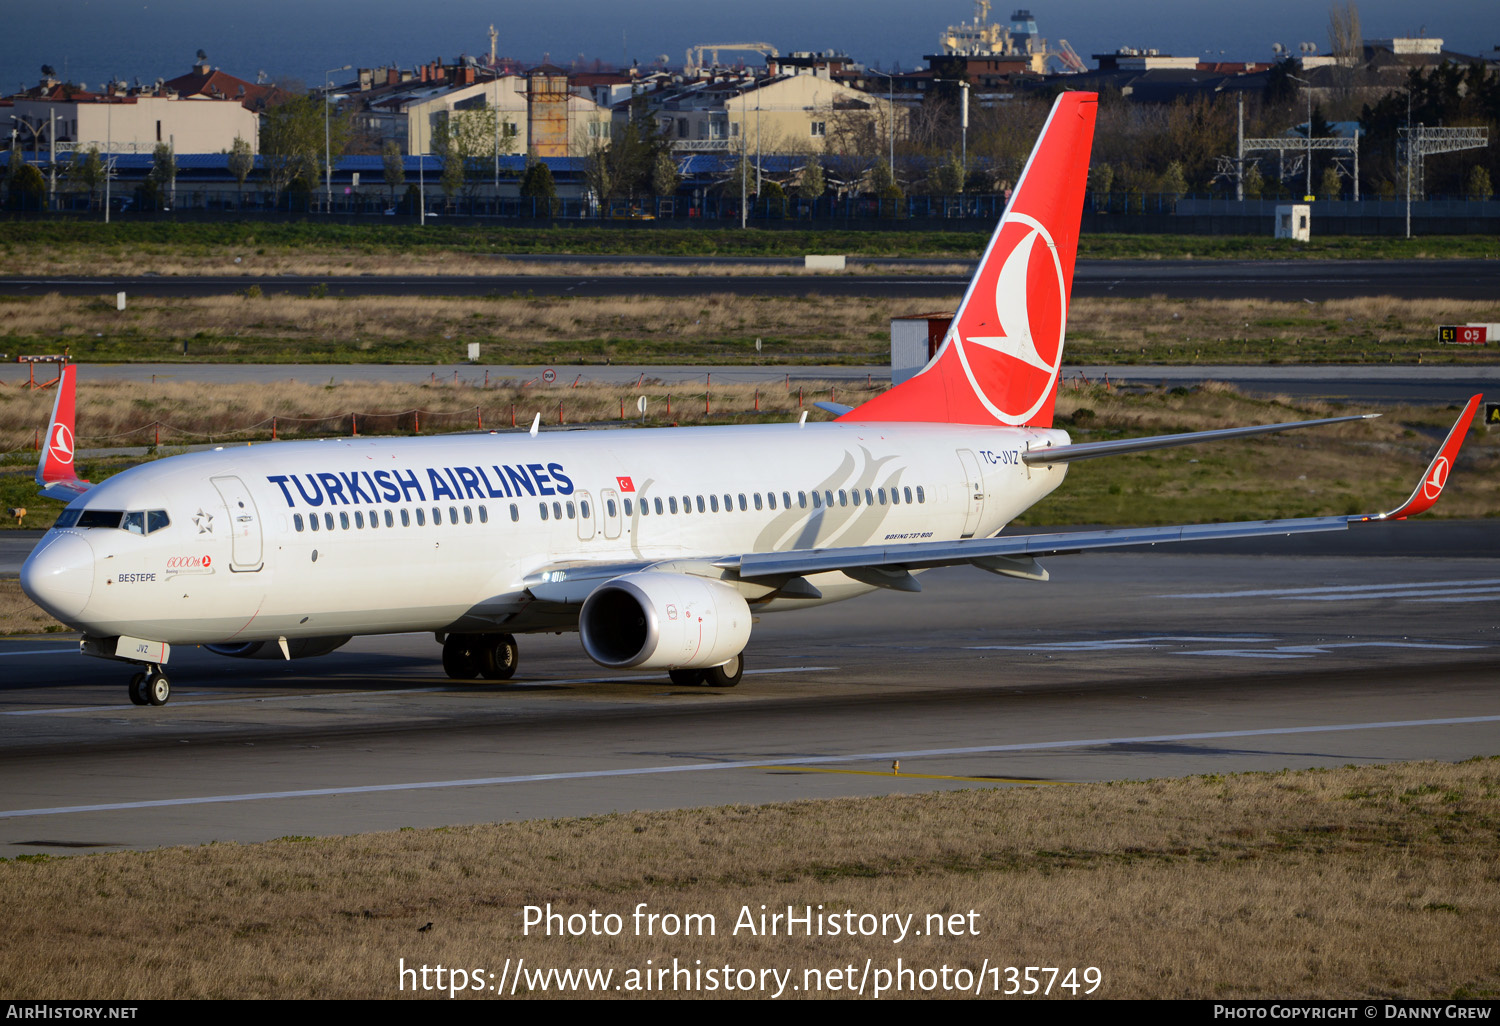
left=1288, top=74, right=1314, bottom=198
left=324, top=65, right=350, bottom=213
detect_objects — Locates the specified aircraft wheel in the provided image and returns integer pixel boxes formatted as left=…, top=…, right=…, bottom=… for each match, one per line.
left=128, top=672, right=149, bottom=706
left=442, top=635, right=482, bottom=679
left=479, top=634, right=519, bottom=681
left=668, top=668, right=706, bottom=686
left=703, top=653, right=744, bottom=688
left=143, top=669, right=171, bottom=706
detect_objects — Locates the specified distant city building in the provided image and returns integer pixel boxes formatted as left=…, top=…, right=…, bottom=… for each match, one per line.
left=8, top=66, right=261, bottom=156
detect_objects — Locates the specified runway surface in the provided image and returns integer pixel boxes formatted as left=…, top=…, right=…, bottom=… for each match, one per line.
left=6, top=361, right=1492, bottom=406
left=2, top=259, right=1497, bottom=299
left=2, top=535, right=1496, bottom=857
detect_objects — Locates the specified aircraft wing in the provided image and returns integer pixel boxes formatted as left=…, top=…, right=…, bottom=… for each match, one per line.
left=515, top=396, right=1477, bottom=604
left=724, top=395, right=1480, bottom=586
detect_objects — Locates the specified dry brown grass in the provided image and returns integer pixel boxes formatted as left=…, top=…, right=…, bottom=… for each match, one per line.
left=0, top=580, right=64, bottom=634
left=0, top=759, right=1495, bottom=999
left=6, top=292, right=1499, bottom=365
left=0, top=378, right=859, bottom=452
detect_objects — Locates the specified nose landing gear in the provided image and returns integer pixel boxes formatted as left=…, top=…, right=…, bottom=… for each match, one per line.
left=128, top=666, right=171, bottom=706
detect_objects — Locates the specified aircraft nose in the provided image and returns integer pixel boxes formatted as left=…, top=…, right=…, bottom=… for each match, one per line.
left=21, top=531, right=96, bottom=621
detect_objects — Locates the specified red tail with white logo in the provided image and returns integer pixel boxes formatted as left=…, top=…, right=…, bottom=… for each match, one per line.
left=841, top=91, right=1097, bottom=427
left=35, top=364, right=92, bottom=501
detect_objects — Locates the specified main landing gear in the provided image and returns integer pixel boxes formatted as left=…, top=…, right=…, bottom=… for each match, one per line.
left=442, top=633, right=519, bottom=681
left=668, top=652, right=744, bottom=688
left=127, top=666, right=171, bottom=706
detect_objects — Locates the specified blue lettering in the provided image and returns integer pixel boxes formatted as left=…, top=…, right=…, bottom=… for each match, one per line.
left=317, top=472, right=348, bottom=506
left=547, top=462, right=574, bottom=496
left=455, top=466, right=485, bottom=500
left=477, top=466, right=509, bottom=498
left=293, top=474, right=325, bottom=507
left=528, top=462, right=556, bottom=496
left=505, top=465, right=536, bottom=497
left=362, top=471, right=381, bottom=502
left=373, top=470, right=400, bottom=502
left=394, top=469, right=424, bottom=502
left=428, top=468, right=456, bottom=501
left=267, top=475, right=296, bottom=508
left=339, top=471, right=372, bottom=504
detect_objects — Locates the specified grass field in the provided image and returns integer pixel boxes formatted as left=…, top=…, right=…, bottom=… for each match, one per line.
left=3, top=292, right=1499, bottom=366
left=0, top=758, right=1495, bottom=999
left=3, top=221, right=1500, bottom=267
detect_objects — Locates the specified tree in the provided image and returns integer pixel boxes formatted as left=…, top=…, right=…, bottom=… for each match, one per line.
left=1159, top=160, right=1187, bottom=197
left=797, top=157, right=825, bottom=203
left=1468, top=165, right=1493, bottom=200
left=437, top=108, right=510, bottom=209
left=227, top=136, right=254, bottom=208
left=1319, top=165, right=1343, bottom=199
left=382, top=140, right=405, bottom=206
left=651, top=150, right=679, bottom=199
left=6, top=157, right=45, bottom=211
left=519, top=157, right=558, bottom=214
left=73, top=146, right=104, bottom=210
left=260, top=95, right=332, bottom=207
left=927, top=153, right=965, bottom=195
left=149, top=142, right=177, bottom=209
left=1243, top=161, right=1264, bottom=199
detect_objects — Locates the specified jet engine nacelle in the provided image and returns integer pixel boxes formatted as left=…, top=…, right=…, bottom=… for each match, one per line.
left=204, top=636, right=353, bottom=660
left=579, top=572, right=751, bottom=670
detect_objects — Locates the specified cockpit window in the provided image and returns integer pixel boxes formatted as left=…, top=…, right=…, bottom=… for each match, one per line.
left=76, top=510, right=124, bottom=529
left=63, top=509, right=171, bottom=534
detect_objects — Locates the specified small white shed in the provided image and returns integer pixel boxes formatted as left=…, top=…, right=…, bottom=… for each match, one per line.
left=1275, top=204, right=1311, bottom=241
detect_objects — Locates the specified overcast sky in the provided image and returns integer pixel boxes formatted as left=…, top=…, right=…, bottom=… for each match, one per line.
left=4, top=0, right=1496, bottom=93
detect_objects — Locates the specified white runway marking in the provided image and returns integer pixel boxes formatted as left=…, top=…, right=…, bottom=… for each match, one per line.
left=0, top=666, right=836, bottom=716
left=0, top=648, right=79, bottom=657
left=4, top=714, right=1498, bottom=820
left=1157, top=578, right=1500, bottom=603
left=969, top=635, right=1273, bottom=652
left=1180, top=641, right=1483, bottom=660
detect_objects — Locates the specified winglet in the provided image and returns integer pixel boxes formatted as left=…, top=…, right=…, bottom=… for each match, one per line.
left=35, top=364, right=92, bottom=502
left=1361, top=394, right=1480, bottom=522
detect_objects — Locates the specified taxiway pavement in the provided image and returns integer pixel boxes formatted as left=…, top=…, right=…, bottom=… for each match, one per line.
left=2, top=537, right=1495, bottom=857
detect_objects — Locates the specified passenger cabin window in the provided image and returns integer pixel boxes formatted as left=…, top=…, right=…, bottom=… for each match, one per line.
left=478, top=506, right=487, bottom=524
left=355, top=511, right=364, bottom=529
left=695, top=496, right=705, bottom=514
left=464, top=506, right=473, bottom=524
left=669, top=497, right=678, bottom=514
left=710, top=495, right=719, bottom=513
left=509, top=504, right=519, bottom=522
left=324, top=512, right=335, bottom=530
left=753, top=493, right=763, bottom=511
left=340, top=512, right=351, bottom=530
left=401, top=509, right=412, bottom=527
left=294, top=514, right=305, bottom=532
left=385, top=510, right=394, bottom=527
left=917, top=486, right=926, bottom=503
left=415, top=509, right=426, bottom=526
left=539, top=503, right=550, bottom=521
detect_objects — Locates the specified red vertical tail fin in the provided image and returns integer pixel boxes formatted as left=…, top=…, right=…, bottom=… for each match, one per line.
left=36, top=364, right=91, bottom=501
left=841, top=91, right=1097, bottom=427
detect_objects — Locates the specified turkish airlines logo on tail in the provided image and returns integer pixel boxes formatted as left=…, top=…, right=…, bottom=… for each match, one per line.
left=1422, top=456, right=1450, bottom=502
left=49, top=424, right=75, bottom=466
left=952, top=213, right=1068, bottom=426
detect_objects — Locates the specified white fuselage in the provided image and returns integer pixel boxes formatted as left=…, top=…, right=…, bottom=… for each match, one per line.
left=27, top=420, right=1070, bottom=646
